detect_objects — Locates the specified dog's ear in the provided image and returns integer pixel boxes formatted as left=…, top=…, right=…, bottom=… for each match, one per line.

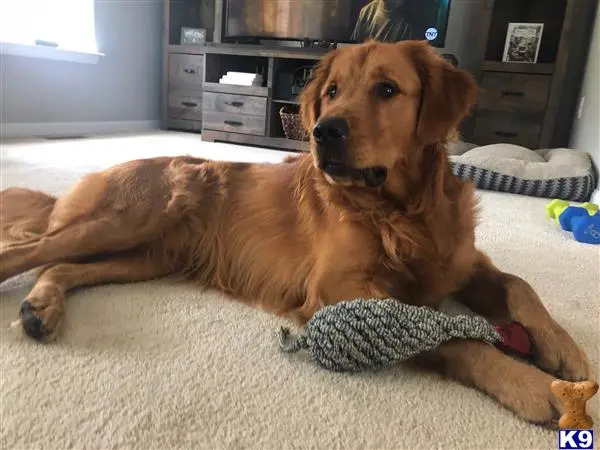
left=408, top=42, right=479, bottom=144
left=299, top=50, right=338, bottom=133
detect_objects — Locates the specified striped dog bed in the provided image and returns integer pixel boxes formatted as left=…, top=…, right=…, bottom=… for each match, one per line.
left=448, top=144, right=597, bottom=202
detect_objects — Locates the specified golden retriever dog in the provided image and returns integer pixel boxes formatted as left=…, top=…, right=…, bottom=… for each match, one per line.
left=0, top=40, right=593, bottom=427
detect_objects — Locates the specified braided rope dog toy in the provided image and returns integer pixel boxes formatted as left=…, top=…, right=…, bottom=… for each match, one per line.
left=278, top=298, right=527, bottom=372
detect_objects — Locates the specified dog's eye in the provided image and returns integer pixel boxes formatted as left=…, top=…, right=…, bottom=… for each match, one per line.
left=374, top=81, right=399, bottom=100
left=327, top=84, right=337, bottom=99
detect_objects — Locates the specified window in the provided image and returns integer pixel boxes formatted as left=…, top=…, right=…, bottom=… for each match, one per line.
left=0, top=0, right=98, bottom=54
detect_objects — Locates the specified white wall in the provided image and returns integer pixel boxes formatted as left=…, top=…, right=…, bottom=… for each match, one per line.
left=0, top=0, right=162, bottom=136
left=570, top=3, right=600, bottom=185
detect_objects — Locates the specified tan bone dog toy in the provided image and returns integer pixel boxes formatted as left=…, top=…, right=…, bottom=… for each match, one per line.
left=551, top=379, right=599, bottom=429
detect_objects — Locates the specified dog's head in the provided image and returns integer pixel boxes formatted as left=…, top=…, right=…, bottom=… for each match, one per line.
left=300, top=40, right=478, bottom=188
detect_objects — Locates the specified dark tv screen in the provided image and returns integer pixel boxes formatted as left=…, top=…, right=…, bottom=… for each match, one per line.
left=224, top=0, right=452, bottom=47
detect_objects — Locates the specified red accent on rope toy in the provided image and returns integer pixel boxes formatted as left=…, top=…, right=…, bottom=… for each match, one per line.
left=494, top=322, right=534, bottom=358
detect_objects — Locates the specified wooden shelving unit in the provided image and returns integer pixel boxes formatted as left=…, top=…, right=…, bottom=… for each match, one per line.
left=465, top=0, right=598, bottom=149
left=482, top=61, right=554, bottom=75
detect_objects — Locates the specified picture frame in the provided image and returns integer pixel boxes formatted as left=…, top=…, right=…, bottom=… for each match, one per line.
left=502, top=23, right=544, bottom=63
left=180, top=27, right=206, bottom=45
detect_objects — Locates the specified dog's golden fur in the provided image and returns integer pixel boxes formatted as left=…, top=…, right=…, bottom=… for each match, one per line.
left=0, top=41, right=594, bottom=427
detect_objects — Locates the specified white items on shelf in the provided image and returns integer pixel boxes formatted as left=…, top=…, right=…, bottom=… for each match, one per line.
left=219, top=71, right=263, bottom=86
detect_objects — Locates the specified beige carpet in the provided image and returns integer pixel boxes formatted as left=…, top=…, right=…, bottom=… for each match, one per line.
left=1, top=131, right=598, bottom=450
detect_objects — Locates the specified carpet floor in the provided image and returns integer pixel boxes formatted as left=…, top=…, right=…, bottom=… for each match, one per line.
left=1, top=131, right=598, bottom=449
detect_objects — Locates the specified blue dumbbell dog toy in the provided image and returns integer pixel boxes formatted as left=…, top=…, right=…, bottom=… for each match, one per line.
left=570, top=213, right=600, bottom=244
left=546, top=199, right=600, bottom=244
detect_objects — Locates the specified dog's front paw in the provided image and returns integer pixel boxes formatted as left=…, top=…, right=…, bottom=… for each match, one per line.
left=17, top=284, right=65, bottom=342
left=529, top=324, right=594, bottom=382
left=494, top=366, right=563, bottom=428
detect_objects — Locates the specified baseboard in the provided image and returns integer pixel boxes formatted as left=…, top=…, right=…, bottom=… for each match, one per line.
left=0, top=120, right=161, bottom=139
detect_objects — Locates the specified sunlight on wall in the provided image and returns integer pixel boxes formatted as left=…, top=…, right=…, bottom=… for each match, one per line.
left=0, top=0, right=97, bottom=52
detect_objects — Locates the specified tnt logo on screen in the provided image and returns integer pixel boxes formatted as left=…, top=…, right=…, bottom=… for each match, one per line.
left=559, top=429, right=594, bottom=450
left=425, top=27, right=438, bottom=41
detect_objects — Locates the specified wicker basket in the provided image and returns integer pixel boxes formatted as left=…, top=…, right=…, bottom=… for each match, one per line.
left=279, top=105, right=310, bottom=141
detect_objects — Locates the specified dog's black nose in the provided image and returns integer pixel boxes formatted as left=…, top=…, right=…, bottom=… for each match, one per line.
left=312, top=117, right=349, bottom=144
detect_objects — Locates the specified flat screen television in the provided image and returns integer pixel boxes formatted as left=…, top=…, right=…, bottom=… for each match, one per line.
left=223, top=0, right=452, bottom=47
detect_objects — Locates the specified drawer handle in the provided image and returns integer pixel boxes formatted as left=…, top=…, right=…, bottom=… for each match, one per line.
left=494, top=131, right=518, bottom=138
left=183, top=68, right=197, bottom=74
left=225, top=101, right=244, bottom=107
left=181, top=101, right=197, bottom=108
left=501, top=91, right=524, bottom=97
left=224, top=120, right=243, bottom=127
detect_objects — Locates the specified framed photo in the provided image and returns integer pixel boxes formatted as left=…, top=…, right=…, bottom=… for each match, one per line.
left=502, top=23, right=544, bottom=63
left=180, top=27, right=206, bottom=45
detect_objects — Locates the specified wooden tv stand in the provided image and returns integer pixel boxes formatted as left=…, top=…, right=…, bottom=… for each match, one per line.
left=164, top=43, right=334, bottom=152
left=161, top=0, right=597, bottom=152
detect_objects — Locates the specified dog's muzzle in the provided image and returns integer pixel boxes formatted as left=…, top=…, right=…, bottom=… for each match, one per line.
left=312, top=117, right=387, bottom=187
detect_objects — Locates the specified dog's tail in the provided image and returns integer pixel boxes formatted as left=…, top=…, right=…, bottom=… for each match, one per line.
left=0, top=187, right=56, bottom=246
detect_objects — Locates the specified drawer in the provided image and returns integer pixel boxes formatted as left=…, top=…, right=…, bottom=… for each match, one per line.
left=203, top=92, right=267, bottom=116
left=167, top=117, right=202, bottom=132
left=203, top=111, right=266, bottom=136
left=473, top=115, right=541, bottom=149
left=478, top=72, right=551, bottom=116
left=169, top=54, right=204, bottom=88
left=168, top=89, right=203, bottom=121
